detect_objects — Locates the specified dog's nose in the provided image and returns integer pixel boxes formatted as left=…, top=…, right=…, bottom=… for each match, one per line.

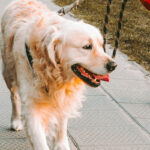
left=106, top=61, right=117, bottom=72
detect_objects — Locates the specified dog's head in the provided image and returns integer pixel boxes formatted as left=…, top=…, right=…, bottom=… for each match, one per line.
left=47, top=21, right=117, bottom=87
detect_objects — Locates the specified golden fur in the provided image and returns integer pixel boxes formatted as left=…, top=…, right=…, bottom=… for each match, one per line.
left=1, top=0, right=115, bottom=149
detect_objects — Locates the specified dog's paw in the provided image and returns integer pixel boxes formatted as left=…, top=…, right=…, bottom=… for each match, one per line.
left=54, top=143, right=70, bottom=150
left=11, top=119, right=23, bottom=131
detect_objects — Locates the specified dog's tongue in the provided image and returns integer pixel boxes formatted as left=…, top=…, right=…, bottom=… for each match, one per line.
left=95, top=74, right=110, bottom=82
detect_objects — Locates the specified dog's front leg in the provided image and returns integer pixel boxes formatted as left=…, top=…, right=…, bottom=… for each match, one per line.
left=24, top=108, right=49, bottom=150
left=54, top=119, right=70, bottom=150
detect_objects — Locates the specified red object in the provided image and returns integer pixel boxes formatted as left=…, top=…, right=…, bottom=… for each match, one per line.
left=100, top=74, right=110, bottom=82
left=140, top=0, right=150, bottom=10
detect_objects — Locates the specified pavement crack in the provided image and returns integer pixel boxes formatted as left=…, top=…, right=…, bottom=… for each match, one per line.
left=67, top=130, right=80, bottom=150
left=101, top=85, right=150, bottom=139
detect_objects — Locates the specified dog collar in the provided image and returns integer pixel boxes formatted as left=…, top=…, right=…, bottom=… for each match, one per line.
left=25, top=43, right=33, bottom=68
left=25, top=44, right=49, bottom=93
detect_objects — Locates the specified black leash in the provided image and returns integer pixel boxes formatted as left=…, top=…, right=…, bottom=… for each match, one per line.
left=103, top=0, right=128, bottom=58
left=103, top=0, right=112, bottom=53
left=112, top=0, right=128, bottom=58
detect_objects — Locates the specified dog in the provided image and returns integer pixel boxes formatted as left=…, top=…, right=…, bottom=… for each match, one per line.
left=1, top=0, right=117, bottom=149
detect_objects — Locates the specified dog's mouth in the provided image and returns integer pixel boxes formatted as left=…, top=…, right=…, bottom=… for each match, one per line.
left=71, top=64, right=109, bottom=87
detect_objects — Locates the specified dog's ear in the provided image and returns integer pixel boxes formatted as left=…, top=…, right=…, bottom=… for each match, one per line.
left=47, top=36, right=60, bottom=67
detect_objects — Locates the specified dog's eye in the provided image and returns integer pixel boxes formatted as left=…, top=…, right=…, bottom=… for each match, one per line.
left=82, top=44, right=92, bottom=50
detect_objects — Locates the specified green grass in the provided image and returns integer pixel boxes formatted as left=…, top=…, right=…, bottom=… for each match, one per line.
left=54, top=0, right=150, bottom=72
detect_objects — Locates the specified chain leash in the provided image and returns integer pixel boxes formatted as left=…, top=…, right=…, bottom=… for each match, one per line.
left=103, top=0, right=128, bottom=58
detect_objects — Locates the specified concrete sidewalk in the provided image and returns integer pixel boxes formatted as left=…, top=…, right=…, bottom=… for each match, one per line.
left=1, top=0, right=150, bottom=150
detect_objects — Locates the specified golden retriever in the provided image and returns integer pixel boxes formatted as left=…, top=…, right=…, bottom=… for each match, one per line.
left=1, top=0, right=117, bottom=149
